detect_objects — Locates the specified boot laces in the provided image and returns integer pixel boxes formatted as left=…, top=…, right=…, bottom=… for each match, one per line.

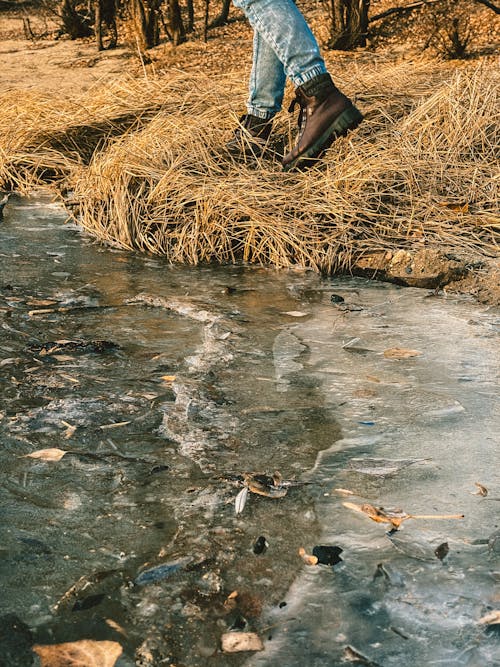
left=288, top=95, right=307, bottom=137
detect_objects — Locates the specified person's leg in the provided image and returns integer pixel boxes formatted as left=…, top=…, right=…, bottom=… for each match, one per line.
left=232, top=0, right=363, bottom=170
left=233, top=0, right=327, bottom=88
left=247, top=28, right=286, bottom=120
left=227, top=29, right=285, bottom=157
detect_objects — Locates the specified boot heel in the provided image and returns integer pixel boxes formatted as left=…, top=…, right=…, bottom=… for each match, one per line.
left=332, top=105, right=363, bottom=137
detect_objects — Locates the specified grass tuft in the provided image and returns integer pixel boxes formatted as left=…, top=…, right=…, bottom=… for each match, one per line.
left=0, top=60, right=498, bottom=271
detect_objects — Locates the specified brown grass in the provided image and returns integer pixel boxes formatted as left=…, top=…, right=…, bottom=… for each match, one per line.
left=0, top=57, right=498, bottom=272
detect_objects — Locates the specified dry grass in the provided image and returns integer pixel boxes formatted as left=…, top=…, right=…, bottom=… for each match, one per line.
left=0, top=57, right=498, bottom=272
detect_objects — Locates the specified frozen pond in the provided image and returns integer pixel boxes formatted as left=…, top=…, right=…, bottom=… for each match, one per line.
left=0, top=195, right=499, bottom=666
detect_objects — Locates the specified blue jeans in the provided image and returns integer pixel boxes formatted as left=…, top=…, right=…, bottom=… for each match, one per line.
left=232, top=0, right=328, bottom=120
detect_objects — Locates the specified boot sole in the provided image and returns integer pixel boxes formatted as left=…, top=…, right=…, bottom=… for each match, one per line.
left=283, top=105, right=363, bottom=172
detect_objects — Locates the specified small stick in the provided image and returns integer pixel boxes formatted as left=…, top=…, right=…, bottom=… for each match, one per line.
left=408, top=513, right=464, bottom=520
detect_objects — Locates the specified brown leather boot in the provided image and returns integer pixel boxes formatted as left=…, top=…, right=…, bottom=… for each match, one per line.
left=282, top=73, right=363, bottom=171
left=227, top=114, right=273, bottom=159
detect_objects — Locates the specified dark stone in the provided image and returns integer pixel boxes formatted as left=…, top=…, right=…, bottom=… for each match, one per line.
left=0, top=614, right=34, bottom=666
left=434, top=542, right=449, bottom=561
left=252, top=536, right=268, bottom=555
left=312, top=545, right=343, bottom=566
left=72, top=593, right=106, bottom=612
left=330, top=293, right=345, bottom=303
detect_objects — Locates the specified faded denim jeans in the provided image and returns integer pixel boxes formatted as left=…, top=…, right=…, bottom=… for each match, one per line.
left=232, top=0, right=328, bottom=120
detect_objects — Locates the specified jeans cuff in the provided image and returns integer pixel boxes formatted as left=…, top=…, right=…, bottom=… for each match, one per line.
left=291, top=65, right=328, bottom=88
left=246, top=106, right=276, bottom=121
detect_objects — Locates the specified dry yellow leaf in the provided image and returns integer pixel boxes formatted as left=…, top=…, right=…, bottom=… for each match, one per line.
left=26, top=299, right=57, bottom=307
left=298, top=547, right=318, bottom=566
left=33, top=639, right=123, bottom=667
left=221, top=632, right=263, bottom=653
left=24, top=448, right=68, bottom=462
left=28, top=308, right=57, bottom=317
left=105, top=619, right=127, bottom=636
left=224, top=590, right=238, bottom=610
left=474, top=482, right=488, bottom=497
left=479, top=610, right=500, bottom=625
left=438, top=202, right=470, bottom=213
left=383, top=347, right=421, bottom=359
left=99, top=421, right=131, bottom=430
left=61, top=421, right=77, bottom=439
left=343, top=501, right=464, bottom=529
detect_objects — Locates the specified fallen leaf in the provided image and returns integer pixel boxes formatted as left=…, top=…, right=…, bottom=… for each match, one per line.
left=298, top=547, right=318, bottom=566
left=479, top=610, right=500, bottom=625
left=61, top=421, right=77, bottom=439
left=343, top=502, right=464, bottom=530
left=105, top=619, right=127, bottom=636
left=474, top=482, right=488, bottom=497
left=342, top=502, right=410, bottom=529
left=383, top=347, right=421, bottom=359
left=343, top=644, right=380, bottom=666
left=438, top=202, right=470, bottom=213
left=224, top=590, right=238, bottom=610
left=26, top=298, right=58, bottom=307
left=52, top=355, right=76, bottom=362
left=160, top=375, right=176, bottom=383
left=24, top=448, right=68, bottom=462
left=33, top=639, right=122, bottom=667
left=53, top=571, right=124, bottom=613
left=235, top=487, right=248, bottom=515
left=281, top=311, right=308, bottom=317
left=58, top=373, right=79, bottom=384
left=0, top=357, right=20, bottom=367
left=28, top=308, right=57, bottom=316
left=221, top=632, right=263, bottom=653
left=243, top=472, right=288, bottom=498
left=99, top=421, right=131, bottom=430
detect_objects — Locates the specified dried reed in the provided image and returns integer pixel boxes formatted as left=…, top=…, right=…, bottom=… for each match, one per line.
left=0, top=58, right=498, bottom=273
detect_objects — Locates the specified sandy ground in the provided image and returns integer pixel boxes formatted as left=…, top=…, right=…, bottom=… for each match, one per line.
left=0, top=36, right=134, bottom=96
left=0, top=7, right=252, bottom=96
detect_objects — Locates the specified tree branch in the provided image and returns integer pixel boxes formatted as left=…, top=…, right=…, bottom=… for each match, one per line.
left=472, top=0, right=500, bottom=13
left=370, top=0, right=500, bottom=23
left=370, top=0, right=438, bottom=22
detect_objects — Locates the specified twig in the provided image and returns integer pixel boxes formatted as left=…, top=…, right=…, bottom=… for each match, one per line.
left=370, top=0, right=438, bottom=22
left=408, top=513, right=464, bottom=520
left=472, top=0, right=500, bottom=13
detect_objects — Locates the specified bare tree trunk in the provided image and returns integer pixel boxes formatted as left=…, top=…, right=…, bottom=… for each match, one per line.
left=132, top=0, right=162, bottom=49
left=328, top=0, right=370, bottom=50
left=203, top=0, right=209, bottom=41
left=165, top=0, right=185, bottom=45
left=208, top=0, right=231, bottom=29
left=186, top=0, right=195, bottom=32
left=59, top=0, right=93, bottom=39
left=95, top=0, right=103, bottom=50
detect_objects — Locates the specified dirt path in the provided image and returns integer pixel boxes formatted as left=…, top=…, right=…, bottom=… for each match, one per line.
left=0, top=37, right=134, bottom=95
